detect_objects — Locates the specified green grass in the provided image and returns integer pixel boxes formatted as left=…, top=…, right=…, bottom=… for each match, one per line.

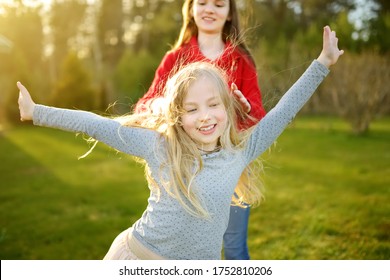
left=0, top=126, right=148, bottom=259
left=248, top=116, right=389, bottom=259
left=0, top=116, right=389, bottom=259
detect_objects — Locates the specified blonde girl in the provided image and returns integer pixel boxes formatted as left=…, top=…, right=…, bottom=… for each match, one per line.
left=17, top=26, right=343, bottom=260
left=136, top=0, right=266, bottom=260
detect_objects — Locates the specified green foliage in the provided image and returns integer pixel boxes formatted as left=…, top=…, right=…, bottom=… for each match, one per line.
left=331, top=11, right=359, bottom=52
left=1, top=0, right=389, bottom=129
left=367, top=11, right=390, bottom=53
left=0, top=3, right=47, bottom=124
left=51, top=52, right=98, bottom=111
left=0, top=4, right=44, bottom=67
left=97, top=0, right=125, bottom=66
left=249, top=0, right=299, bottom=45
left=50, top=0, right=88, bottom=77
left=113, top=49, right=158, bottom=109
left=293, top=23, right=323, bottom=59
left=131, top=0, right=182, bottom=56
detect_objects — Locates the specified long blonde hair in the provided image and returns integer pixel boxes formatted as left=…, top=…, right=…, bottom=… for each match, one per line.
left=120, top=62, right=263, bottom=218
left=174, top=0, right=256, bottom=66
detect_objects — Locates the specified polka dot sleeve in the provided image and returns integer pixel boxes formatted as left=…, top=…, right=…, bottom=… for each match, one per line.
left=33, top=105, right=159, bottom=159
left=245, top=60, right=330, bottom=162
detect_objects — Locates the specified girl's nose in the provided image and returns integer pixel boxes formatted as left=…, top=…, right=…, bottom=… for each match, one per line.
left=204, top=3, right=215, bottom=13
left=198, top=109, right=211, bottom=122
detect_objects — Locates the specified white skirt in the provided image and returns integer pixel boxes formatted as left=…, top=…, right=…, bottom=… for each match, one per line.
left=103, top=227, right=166, bottom=260
left=103, top=228, right=139, bottom=260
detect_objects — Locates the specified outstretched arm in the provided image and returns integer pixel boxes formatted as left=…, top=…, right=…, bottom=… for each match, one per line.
left=317, top=25, right=344, bottom=68
left=245, top=26, right=343, bottom=161
left=16, top=82, right=159, bottom=160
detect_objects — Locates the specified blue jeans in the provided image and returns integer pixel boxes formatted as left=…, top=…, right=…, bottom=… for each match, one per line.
left=223, top=205, right=250, bottom=260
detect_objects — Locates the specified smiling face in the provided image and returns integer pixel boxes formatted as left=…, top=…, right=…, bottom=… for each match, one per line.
left=192, top=0, right=231, bottom=36
left=181, top=76, right=228, bottom=151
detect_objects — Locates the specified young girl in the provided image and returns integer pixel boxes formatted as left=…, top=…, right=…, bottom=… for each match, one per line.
left=17, top=26, right=343, bottom=260
left=135, top=0, right=266, bottom=260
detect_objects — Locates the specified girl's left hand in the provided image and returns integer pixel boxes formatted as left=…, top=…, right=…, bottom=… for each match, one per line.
left=231, top=83, right=251, bottom=114
left=317, top=25, right=344, bottom=68
left=17, top=81, right=35, bottom=121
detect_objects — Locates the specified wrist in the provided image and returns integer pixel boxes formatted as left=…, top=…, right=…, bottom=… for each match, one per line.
left=317, top=55, right=330, bottom=69
left=317, top=52, right=333, bottom=69
left=27, top=103, right=36, bottom=121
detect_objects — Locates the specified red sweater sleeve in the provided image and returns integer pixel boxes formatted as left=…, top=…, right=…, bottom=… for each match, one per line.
left=134, top=51, right=177, bottom=113
left=242, top=60, right=266, bottom=120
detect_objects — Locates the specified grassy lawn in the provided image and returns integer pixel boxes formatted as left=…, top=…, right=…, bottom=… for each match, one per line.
left=0, top=116, right=389, bottom=259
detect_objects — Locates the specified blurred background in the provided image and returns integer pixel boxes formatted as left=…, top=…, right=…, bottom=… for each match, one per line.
left=0, top=0, right=389, bottom=260
left=0, top=0, right=389, bottom=132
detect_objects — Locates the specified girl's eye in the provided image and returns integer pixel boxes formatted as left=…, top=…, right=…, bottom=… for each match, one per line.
left=210, top=103, right=220, bottom=107
left=215, top=1, right=226, bottom=7
left=186, top=108, right=197, bottom=113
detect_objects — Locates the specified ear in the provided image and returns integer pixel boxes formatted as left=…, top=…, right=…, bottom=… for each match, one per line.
left=178, top=118, right=183, bottom=126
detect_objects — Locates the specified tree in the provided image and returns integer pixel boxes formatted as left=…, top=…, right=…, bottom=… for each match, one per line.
left=325, top=51, right=390, bottom=135
left=367, top=0, right=390, bottom=53
left=0, top=2, right=46, bottom=124
left=50, top=0, right=88, bottom=79
left=113, top=48, right=157, bottom=112
left=129, top=0, right=182, bottom=57
left=51, top=52, right=98, bottom=111
left=97, top=0, right=124, bottom=67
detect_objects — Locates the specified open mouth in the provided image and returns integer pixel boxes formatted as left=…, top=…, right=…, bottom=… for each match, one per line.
left=202, top=16, right=215, bottom=22
left=198, top=124, right=216, bottom=132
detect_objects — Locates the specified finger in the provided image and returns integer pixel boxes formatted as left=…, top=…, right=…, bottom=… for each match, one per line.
left=324, top=25, right=330, bottom=36
left=233, top=92, right=248, bottom=106
left=238, top=96, right=250, bottom=109
left=232, top=90, right=240, bottom=97
left=17, top=81, right=27, bottom=97
left=231, top=82, right=238, bottom=91
left=323, top=26, right=330, bottom=44
left=17, top=81, right=23, bottom=91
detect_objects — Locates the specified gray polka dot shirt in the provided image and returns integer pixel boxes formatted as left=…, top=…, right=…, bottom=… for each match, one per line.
left=33, top=60, right=329, bottom=259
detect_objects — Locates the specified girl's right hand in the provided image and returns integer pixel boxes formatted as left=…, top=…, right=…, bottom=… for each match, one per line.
left=231, top=83, right=251, bottom=114
left=17, top=81, right=36, bottom=121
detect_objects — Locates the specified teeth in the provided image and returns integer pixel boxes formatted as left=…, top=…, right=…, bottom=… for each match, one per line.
left=199, top=125, right=215, bottom=131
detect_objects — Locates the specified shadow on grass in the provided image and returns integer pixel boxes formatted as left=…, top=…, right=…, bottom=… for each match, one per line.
left=1, top=133, right=72, bottom=259
left=0, top=127, right=148, bottom=259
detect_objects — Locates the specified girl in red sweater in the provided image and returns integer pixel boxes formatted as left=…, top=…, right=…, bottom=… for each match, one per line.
left=135, top=0, right=266, bottom=259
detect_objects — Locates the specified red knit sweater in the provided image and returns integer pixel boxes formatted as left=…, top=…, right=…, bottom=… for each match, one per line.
left=135, top=36, right=266, bottom=127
